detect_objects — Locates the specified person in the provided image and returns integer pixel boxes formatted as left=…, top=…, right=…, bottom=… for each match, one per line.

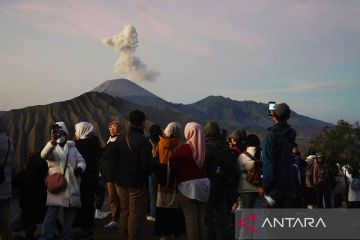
left=40, top=121, right=86, bottom=240
left=147, top=124, right=163, bottom=222
left=228, top=128, right=247, bottom=156
left=169, top=122, right=210, bottom=240
left=154, top=122, right=185, bottom=239
left=237, top=134, right=262, bottom=208
left=0, top=112, right=16, bottom=240
left=116, top=110, right=154, bottom=240
left=332, top=163, right=346, bottom=208
left=345, top=166, right=360, bottom=208
left=102, top=121, right=122, bottom=228
left=204, top=121, right=235, bottom=240
left=12, top=152, right=48, bottom=239
left=73, top=122, right=102, bottom=238
left=313, top=153, right=333, bottom=208
left=261, top=103, right=300, bottom=208
left=304, top=155, right=316, bottom=208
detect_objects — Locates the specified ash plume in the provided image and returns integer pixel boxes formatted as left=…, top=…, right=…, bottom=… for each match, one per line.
left=102, top=25, right=159, bottom=82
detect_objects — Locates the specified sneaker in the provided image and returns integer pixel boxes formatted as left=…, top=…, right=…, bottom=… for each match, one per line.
left=95, top=209, right=111, bottom=219
left=146, top=216, right=156, bottom=222
left=104, top=221, right=118, bottom=229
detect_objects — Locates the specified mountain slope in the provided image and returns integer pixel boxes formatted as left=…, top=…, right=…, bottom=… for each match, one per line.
left=94, top=79, right=332, bottom=140
left=6, top=91, right=193, bottom=169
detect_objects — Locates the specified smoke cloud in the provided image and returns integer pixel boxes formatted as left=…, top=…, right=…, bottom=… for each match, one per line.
left=102, top=25, right=159, bottom=82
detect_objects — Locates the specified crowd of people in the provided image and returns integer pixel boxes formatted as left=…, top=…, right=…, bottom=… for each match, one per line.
left=0, top=104, right=359, bottom=240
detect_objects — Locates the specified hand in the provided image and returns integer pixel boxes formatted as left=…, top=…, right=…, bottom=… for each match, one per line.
left=258, top=187, right=265, bottom=197
left=50, top=131, right=58, bottom=146
left=74, top=167, right=83, bottom=177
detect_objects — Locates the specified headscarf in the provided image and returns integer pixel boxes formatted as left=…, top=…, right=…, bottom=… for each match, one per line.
left=75, top=122, right=96, bottom=139
left=107, top=121, right=121, bottom=143
left=184, top=122, right=206, bottom=169
left=164, top=122, right=182, bottom=138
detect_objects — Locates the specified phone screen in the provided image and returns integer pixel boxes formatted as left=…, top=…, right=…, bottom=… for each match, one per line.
left=268, top=102, right=276, bottom=111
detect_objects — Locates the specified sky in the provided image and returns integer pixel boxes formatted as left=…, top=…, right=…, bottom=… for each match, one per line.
left=0, top=0, right=359, bottom=124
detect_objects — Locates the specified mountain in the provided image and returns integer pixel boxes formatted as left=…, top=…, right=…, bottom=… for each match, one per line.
left=93, top=79, right=178, bottom=111
left=94, top=79, right=333, bottom=140
left=6, top=91, right=193, bottom=169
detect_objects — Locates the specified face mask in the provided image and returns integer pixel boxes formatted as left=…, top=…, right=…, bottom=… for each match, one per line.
left=57, top=135, right=67, bottom=144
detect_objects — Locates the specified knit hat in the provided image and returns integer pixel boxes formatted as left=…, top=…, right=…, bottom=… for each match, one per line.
left=274, top=103, right=291, bottom=120
left=204, top=121, right=220, bottom=138
left=229, top=128, right=247, bottom=141
left=55, top=121, right=69, bottom=136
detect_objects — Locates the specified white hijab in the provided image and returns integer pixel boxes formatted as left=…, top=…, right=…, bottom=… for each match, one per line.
left=164, top=122, right=182, bottom=138
left=75, top=122, right=96, bottom=139
left=184, top=122, right=206, bottom=169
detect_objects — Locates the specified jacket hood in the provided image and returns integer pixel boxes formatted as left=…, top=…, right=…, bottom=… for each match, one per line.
left=0, top=112, right=8, bottom=132
left=159, top=135, right=180, bottom=150
left=270, top=121, right=297, bottom=144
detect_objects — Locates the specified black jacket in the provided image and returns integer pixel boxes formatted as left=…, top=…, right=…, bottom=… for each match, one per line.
left=116, top=127, right=154, bottom=188
left=102, top=137, right=120, bottom=182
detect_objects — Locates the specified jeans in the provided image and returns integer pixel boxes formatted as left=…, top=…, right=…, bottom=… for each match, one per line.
left=0, top=199, right=12, bottom=240
left=40, top=206, right=76, bottom=240
left=116, top=186, right=148, bottom=240
left=178, top=192, right=207, bottom=240
left=148, top=173, right=157, bottom=217
left=107, top=182, right=120, bottom=222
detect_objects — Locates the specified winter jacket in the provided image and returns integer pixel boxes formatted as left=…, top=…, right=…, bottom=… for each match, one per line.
left=41, top=141, right=86, bottom=207
left=346, top=172, right=360, bottom=202
left=116, top=127, right=154, bottom=188
left=75, top=136, right=101, bottom=185
left=155, top=136, right=183, bottom=208
left=102, top=136, right=120, bottom=182
left=261, top=121, right=297, bottom=192
left=0, top=114, right=16, bottom=200
left=237, top=147, right=258, bottom=193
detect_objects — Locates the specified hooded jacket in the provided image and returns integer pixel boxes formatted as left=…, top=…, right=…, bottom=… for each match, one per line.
left=261, top=121, right=297, bottom=192
left=0, top=113, right=16, bottom=199
left=41, top=141, right=86, bottom=207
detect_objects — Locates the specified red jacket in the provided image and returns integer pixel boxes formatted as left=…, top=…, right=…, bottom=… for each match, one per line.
left=169, top=144, right=206, bottom=183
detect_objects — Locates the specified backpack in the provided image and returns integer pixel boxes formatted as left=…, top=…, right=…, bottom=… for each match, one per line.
left=243, top=151, right=262, bottom=186
left=351, top=178, right=360, bottom=191
left=208, top=144, right=239, bottom=189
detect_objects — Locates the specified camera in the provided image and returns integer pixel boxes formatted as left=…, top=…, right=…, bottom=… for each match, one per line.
left=268, top=101, right=276, bottom=116
left=51, top=124, right=60, bottom=138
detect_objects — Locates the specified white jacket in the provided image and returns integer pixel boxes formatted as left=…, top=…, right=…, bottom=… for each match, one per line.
left=237, top=146, right=259, bottom=193
left=41, top=141, right=86, bottom=207
left=346, top=171, right=360, bottom=202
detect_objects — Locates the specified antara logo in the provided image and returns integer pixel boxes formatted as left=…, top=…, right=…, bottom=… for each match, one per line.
left=262, top=217, right=327, bottom=228
left=238, top=214, right=327, bottom=233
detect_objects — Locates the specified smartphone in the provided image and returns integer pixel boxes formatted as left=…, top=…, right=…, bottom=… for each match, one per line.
left=268, top=101, right=276, bottom=116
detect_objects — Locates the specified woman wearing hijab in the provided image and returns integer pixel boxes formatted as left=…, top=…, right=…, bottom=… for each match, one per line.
left=154, top=122, right=185, bottom=239
left=40, top=122, right=86, bottom=240
left=73, top=122, right=102, bottom=238
left=102, top=121, right=121, bottom=228
left=169, top=122, right=210, bottom=240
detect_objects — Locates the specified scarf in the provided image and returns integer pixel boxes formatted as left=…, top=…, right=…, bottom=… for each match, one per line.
left=184, top=122, right=205, bottom=169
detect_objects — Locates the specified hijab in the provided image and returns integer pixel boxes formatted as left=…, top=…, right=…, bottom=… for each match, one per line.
left=184, top=122, right=205, bottom=169
left=164, top=122, right=182, bottom=138
left=75, top=122, right=96, bottom=139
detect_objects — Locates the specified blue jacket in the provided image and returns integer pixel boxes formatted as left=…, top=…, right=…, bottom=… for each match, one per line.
left=261, top=122, right=297, bottom=192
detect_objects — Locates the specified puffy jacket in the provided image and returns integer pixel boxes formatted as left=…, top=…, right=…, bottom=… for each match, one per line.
left=41, top=141, right=86, bottom=207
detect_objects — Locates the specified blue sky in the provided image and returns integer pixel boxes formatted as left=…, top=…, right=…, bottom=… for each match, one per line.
left=0, top=0, right=359, bottom=124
